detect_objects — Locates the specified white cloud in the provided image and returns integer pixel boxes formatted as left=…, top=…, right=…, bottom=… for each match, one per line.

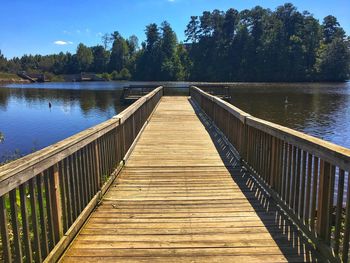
left=54, top=40, right=73, bottom=45
left=168, top=0, right=176, bottom=2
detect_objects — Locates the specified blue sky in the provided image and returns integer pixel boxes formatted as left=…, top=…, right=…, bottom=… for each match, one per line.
left=0, top=0, right=349, bottom=58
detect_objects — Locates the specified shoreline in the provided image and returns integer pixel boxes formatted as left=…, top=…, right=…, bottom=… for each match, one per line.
left=0, top=78, right=30, bottom=84
left=0, top=78, right=348, bottom=87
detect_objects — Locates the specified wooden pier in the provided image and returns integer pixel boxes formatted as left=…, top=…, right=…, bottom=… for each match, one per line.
left=0, top=86, right=350, bottom=262
left=121, top=86, right=156, bottom=104
left=60, top=96, right=315, bottom=262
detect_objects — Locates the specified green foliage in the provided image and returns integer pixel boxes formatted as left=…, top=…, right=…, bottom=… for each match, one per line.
left=184, top=3, right=350, bottom=82
left=109, top=32, right=130, bottom=72
left=44, top=72, right=64, bottom=82
left=111, top=70, right=119, bottom=80
left=0, top=50, right=8, bottom=72
left=98, top=72, right=111, bottom=81
left=316, top=38, right=350, bottom=81
left=134, top=21, right=188, bottom=81
left=91, top=45, right=109, bottom=73
left=0, top=3, right=348, bottom=82
left=119, top=68, right=131, bottom=80
left=104, top=68, right=132, bottom=80
left=76, top=43, right=93, bottom=72
left=0, top=72, right=20, bottom=80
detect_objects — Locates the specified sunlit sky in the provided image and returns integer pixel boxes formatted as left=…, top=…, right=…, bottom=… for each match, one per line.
left=0, top=0, right=349, bottom=58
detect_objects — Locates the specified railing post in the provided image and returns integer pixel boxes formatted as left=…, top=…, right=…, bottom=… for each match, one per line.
left=132, top=114, right=136, bottom=140
left=316, top=160, right=331, bottom=242
left=270, top=137, right=277, bottom=188
left=240, top=121, right=248, bottom=162
left=0, top=196, right=11, bottom=262
left=51, top=164, right=63, bottom=242
left=115, top=124, right=121, bottom=164
left=94, top=140, right=101, bottom=188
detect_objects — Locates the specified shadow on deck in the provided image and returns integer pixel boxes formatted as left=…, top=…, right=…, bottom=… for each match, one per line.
left=190, top=98, right=321, bottom=262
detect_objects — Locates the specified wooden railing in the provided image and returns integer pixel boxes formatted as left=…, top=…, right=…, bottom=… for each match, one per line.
left=0, top=86, right=163, bottom=263
left=191, top=86, right=350, bottom=263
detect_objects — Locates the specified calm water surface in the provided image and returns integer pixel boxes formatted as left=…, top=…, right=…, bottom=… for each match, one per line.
left=0, top=81, right=349, bottom=162
left=226, top=82, right=350, bottom=149
left=0, top=82, right=129, bottom=162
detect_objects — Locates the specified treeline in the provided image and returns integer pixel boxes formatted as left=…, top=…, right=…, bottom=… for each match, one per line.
left=0, top=3, right=349, bottom=82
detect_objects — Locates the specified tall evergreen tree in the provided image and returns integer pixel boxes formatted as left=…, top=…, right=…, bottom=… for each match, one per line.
left=109, top=32, right=129, bottom=72
left=76, top=43, right=93, bottom=72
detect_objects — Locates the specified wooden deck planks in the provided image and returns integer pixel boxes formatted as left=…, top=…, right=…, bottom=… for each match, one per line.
left=60, top=97, right=315, bottom=262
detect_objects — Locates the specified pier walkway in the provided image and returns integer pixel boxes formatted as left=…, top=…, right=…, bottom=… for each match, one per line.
left=60, top=97, right=315, bottom=262
left=2, top=86, right=349, bottom=263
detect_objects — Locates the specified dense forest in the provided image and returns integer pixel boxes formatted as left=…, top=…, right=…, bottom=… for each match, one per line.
left=0, top=3, right=349, bottom=82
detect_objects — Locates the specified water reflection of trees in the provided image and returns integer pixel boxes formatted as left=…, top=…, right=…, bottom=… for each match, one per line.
left=0, top=88, right=9, bottom=110
left=0, top=87, right=125, bottom=115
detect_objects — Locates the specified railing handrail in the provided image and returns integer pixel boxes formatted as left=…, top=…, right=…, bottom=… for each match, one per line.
left=191, top=85, right=350, bottom=170
left=117, top=86, right=163, bottom=123
left=191, top=86, right=250, bottom=122
left=246, top=116, right=350, bottom=171
left=0, top=86, right=163, bottom=196
left=0, top=85, right=164, bottom=263
left=191, top=85, right=350, bottom=262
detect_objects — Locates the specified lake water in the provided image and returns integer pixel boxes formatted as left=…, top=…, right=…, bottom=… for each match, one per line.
left=225, top=82, right=350, bottom=149
left=0, top=81, right=349, bottom=163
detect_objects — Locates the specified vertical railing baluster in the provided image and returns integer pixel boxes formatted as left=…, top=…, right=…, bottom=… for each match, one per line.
left=334, top=169, right=345, bottom=256
left=9, top=189, right=23, bottom=263
left=80, top=149, right=87, bottom=206
left=29, top=177, right=42, bottom=262
left=68, top=155, right=77, bottom=221
left=310, top=156, right=319, bottom=230
left=294, top=148, right=301, bottom=215
left=326, top=165, right=336, bottom=243
left=286, top=145, right=292, bottom=206
left=37, top=174, right=49, bottom=257
left=290, top=146, right=297, bottom=209
left=19, top=184, right=33, bottom=263
left=44, top=170, right=55, bottom=249
left=85, top=145, right=92, bottom=200
left=73, top=152, right=82, bottom=214
left=59, top=160, right=68, bottom=233
left=304, top=153, right=312, bottom=224
left=91, top=143, right=97, bottom=194
left=342, top=171, right=350, bottom=262
left=100, top=136, right=106, bottom=182
left=281, top=142, right=288, bottom=200
left=90, top=143, right=98, bottom=194
left=317, top=160, right=332, bottom=241
left=299, top=151, right=307, bottom=220
left=95, top=140, right=101, bottom=190
left=270, top=137, right=277, bottom=189
left=50, top=164, right=63, bottom=242
left=0, top=195, right=11, bottom=263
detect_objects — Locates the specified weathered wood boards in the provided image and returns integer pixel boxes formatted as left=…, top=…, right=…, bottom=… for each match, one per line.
left=61, top=97, right=313, bottom=262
